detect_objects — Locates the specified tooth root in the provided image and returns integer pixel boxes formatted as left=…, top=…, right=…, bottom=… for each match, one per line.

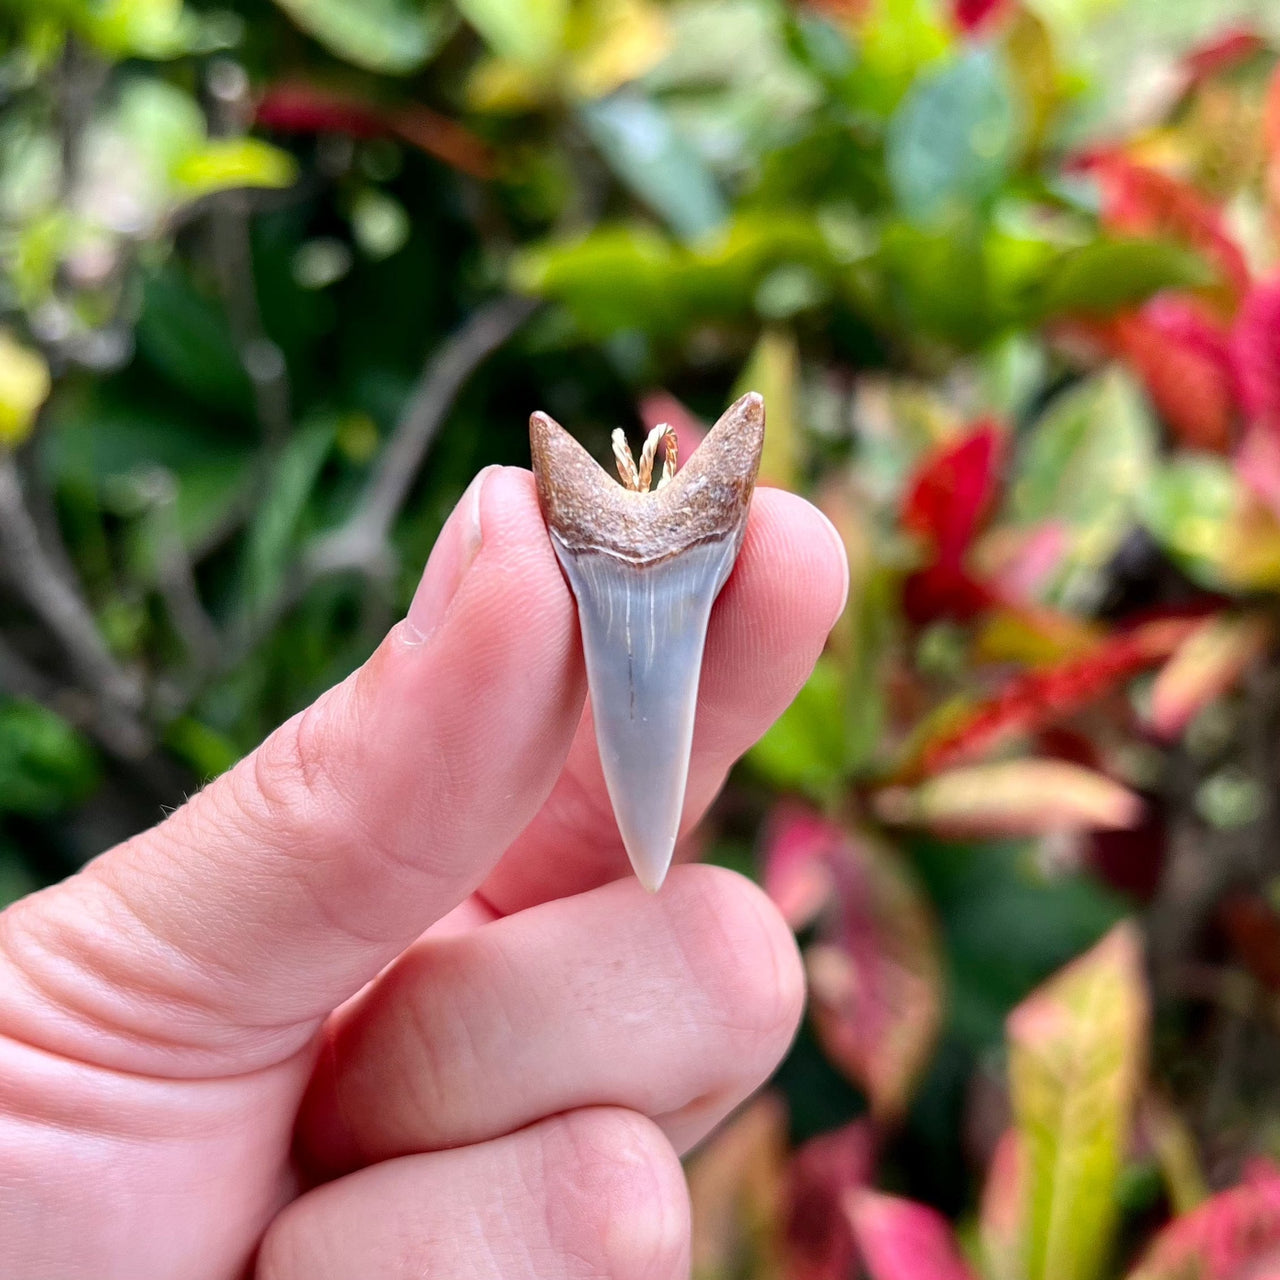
left=551, top=538, right=739, bottom=891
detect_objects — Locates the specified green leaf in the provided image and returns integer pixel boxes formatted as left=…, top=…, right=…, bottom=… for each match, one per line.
left=578, top=93, right=728, bottom=242
left=108, top=76, right=206, bottom=184
left=746, top=655, right=849, bottom=801
left=514, top=213, right=839, bottom=340
left=135, top=268, right=254, bottom=415
left=912, top=837, right=1126, bottom=1051
left=0, top=699, right=98, bottom=817
left=241, top=417, right=336, bottom=620
left=1039, top=238, right=1213, bottom=318
left=1007, top=367, right=1157, bottom=607
left=1137, top=454, right=1238, bottom=589
left=163, top=716, right=241, bottom=781
left=170, top=138, right=298, bottom=201
left=44, top=388, right=254, bottom=554
left=0, top=847, right=40, bottom=910
left=1006, top=923, right=1148, bottom=1280
left=76, top=0, right=189, bottom=58
left=272, top=0, right=453, bottom=74
left=454, top=0, right=567, bottom=66
left=886, top=48, right=1018, bottom=226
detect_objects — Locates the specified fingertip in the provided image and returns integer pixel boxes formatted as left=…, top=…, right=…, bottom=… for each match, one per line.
left=700, top=488, right=848, bottom=730
left=740, top=487, right=851, bottom=635
left=660, top=864, right=806, bottom=1055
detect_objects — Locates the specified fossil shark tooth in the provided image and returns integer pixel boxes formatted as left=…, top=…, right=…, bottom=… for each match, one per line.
left=530, top=392, right=765, bottom=892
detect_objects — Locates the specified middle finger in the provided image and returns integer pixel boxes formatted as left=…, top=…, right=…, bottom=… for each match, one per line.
left=296, top=864, right=803, bottom=1178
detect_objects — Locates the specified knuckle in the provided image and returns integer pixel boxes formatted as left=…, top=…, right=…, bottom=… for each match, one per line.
left=244, top=692, right=346, bottom=837
left=539, top=1108, right=689, bottom=1280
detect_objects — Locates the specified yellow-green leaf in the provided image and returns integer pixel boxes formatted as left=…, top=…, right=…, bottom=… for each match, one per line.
left=1006, top=922, right=1148, bottom=1280
left=734, top=328, right=800, bottom=491
left=170, top=138, right=299, bottom=201
left=455, top=0, right=568, bottom=68
left=0, top=332, right=51, bottom=447
left=566, top=0, right=670, bottom=99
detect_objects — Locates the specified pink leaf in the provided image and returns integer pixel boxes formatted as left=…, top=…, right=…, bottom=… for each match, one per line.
left=1233, top=278, right=1280, bottom=434
left=761, top=805, right=840, bottom=931
left=1236, top=423, right=1280, bottom=520
left=874, top=759, right=1143, bottom=838
left=784, top=1121, right=877, bottom=1280
left=686, top=1095, right=788, bottom=1279
left=805, top=833, right=944, bottom=1121
left=1127, top=1161, right=1280, bottom=1280
left=979, top=1130, right=1028, bottom=1280
left=847, top=1189, right=978, bottom=1280
left=1147, top=612, right=1272, bottom=740
left=638, top=390, right=707, bottom=457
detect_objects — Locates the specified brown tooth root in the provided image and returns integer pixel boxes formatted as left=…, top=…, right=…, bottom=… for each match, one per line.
left=529, top=392, right=765, bottom=891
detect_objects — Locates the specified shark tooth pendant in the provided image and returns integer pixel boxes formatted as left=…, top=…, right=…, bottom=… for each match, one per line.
left=530, top=392, right=765, bottom=892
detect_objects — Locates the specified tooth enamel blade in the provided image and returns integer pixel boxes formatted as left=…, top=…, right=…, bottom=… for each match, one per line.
left=529, top=392, right=765, bottom=892
left=551, top=537, right=738, bottom=891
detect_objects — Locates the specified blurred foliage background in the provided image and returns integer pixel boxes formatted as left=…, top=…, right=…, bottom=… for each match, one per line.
left=7, top=0, right=1280, bottom=1274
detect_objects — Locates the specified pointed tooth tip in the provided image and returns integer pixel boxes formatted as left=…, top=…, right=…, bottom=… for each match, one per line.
left=629, top=851, right=673, bottom=893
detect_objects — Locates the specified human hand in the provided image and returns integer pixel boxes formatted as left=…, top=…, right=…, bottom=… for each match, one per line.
left=0, top=464, right=847, bottom=1280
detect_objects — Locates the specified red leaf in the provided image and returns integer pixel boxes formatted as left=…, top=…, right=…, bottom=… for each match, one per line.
left=1127, top=1161, right=1280, bottom=1280
left=952, top=0, right=1010, bottom=36
left=901, top=422, right=1005, bottom=624
left=805, top=830, right=944, bottom=1121
left=784, top=1121, right=877, bottom=1280
left=255, top=81, right=494, bottom=178
left=903, top=421, right=1004, bottom=561
left=902, top=561, right=997, bottom=626
left=761, top=804, right=840, bottom=931
left=915, top=617, right=1201, bottom=775
left=1181, top=27, right=1267, bottom=92
left=1079, top=151, right=1251, bottom=300
left=847, top=1190, right=978, bottom=1280
left=1218, top=893, right=1280, bottom=995
left=1107, top=297, right=1239, bottom=451
left=1088, top=803, right=1168, bottom=902
left=1232, top=278, right=1280, bottom=434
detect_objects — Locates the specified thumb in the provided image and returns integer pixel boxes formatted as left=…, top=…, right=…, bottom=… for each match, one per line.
left=0, top=467, right=585, bottom=1077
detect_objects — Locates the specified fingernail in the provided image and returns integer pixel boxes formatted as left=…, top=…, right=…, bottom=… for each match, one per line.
left=404, top=466, right=493, bottom=643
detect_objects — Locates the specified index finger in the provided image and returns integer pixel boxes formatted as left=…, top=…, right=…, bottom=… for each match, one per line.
left=0, top=467, right=585, bottom=1077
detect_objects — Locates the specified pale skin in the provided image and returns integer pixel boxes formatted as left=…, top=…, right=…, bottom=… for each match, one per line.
left=0, top=465, right=847, bottom=1280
